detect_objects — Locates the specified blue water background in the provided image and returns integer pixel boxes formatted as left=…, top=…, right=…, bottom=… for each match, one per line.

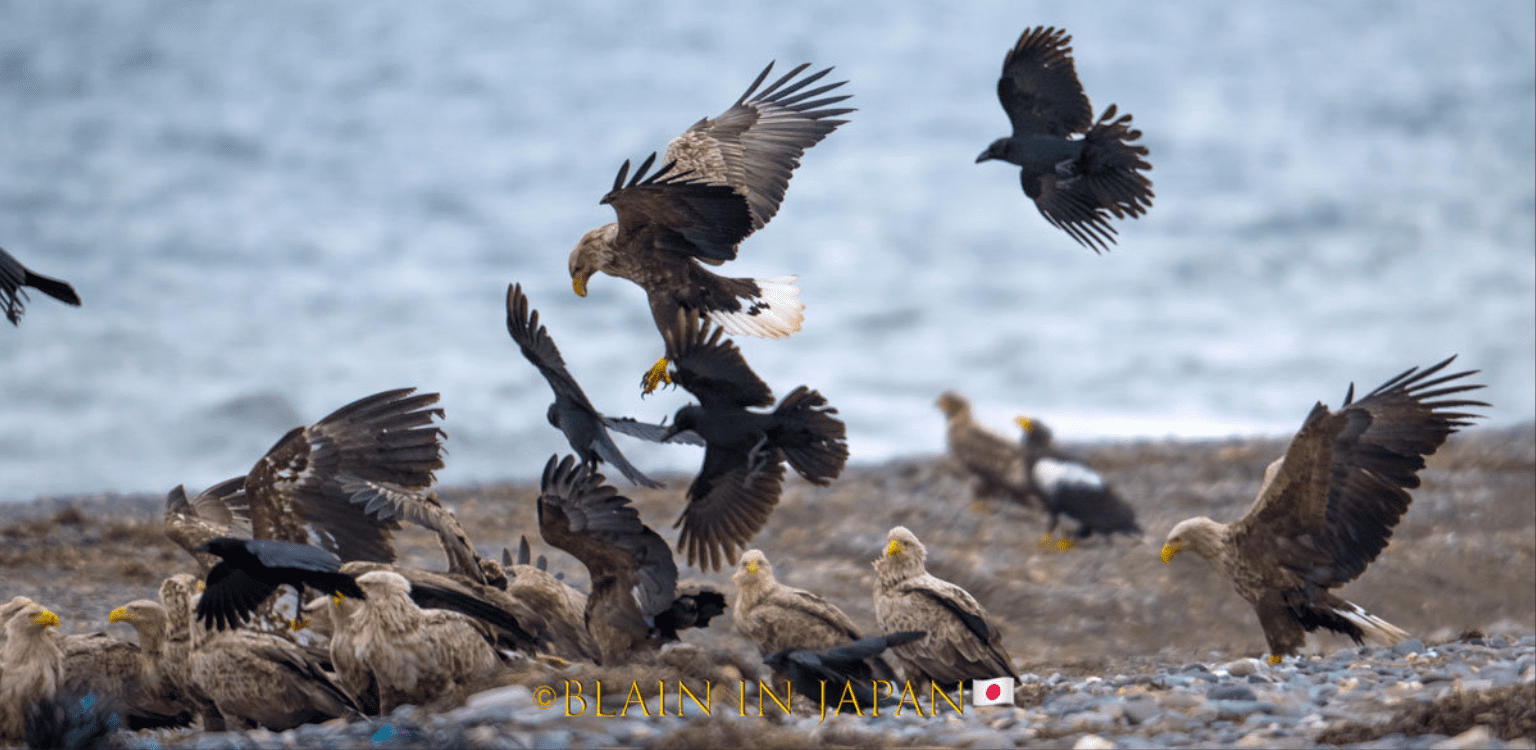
left=2, top=1, right=1532, bottom=503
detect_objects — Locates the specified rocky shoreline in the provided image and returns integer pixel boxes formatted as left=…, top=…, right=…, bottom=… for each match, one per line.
left=2, top=424, right=1532, bottom=748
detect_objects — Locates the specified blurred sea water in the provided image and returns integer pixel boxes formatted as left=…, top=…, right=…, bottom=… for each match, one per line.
left=2, top=1, right=1532, bottom=503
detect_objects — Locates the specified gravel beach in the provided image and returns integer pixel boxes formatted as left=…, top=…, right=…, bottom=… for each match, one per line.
left=2, top=424, right=1531, bottom=749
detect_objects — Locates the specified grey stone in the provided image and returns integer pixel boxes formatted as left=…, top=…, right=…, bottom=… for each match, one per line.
left=1222, top=658, right=1262, bottom=677
left=1120, top=698, right=1160, bottom=725
left=1206, top=684, right=1257, bottom=701
left=1394, top=638, right=1427, bottom=656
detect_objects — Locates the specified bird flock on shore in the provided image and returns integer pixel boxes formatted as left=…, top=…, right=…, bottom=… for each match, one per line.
left=1, top=25, right=1492, bottom=746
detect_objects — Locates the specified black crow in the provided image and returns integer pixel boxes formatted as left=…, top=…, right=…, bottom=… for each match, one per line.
left=976, top=27, right=1153, bottom=252
left=194, top=537, right=365, bottom=632
left=659, top=309, right=848, bottom=571
left=505, top=282, right=700, bottom=488
left=2, top=246, right=81, bottom=325
left=762, top=630, right=926, bottom=708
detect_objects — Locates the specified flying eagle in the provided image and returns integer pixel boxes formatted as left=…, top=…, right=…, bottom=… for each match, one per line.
left=872, top=526, right=1016, bottom=685
left=1161, top=357, right=1486, bottom=662
left=935, top=391, right=1034, bottom=506
left=1015, top=415, right=1142, bottom=546
left=346, top=570, right=506, bottom=714
left=194, top=536, right=367, bottom=632
left=1, top=602, right=63, bottom=746
left=505, top=282, right=702, bottom=488
left=660, top=310, right=848, bottom=571
left=536, top=455, right=726, bottom=664
left=1, top=246, right=81, bottom=326
left=976, top=26, right=1153, bottom=252
left=568, top=61, right=852, bottom=391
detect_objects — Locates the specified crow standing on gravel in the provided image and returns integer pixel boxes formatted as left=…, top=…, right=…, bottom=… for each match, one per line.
left=976, top=26, right=1153, bottom=252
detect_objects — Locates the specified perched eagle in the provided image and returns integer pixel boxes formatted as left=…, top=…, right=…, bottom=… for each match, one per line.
left=1, top=602, right=63, bottom=746
left=935, top=391, right=1033, bottom=506
left=976, top=26, right=1153, bottom=252
left=568, top=61, right=852, bottom=391
left=732, top=548, right=865, bottom=655
left=1015, top=415, right=1142, bottom=546
left=536, top=455, right=725, bottom=664
left=61, top=601, right=194, bottom=729
left=1161, top=357, right=1486, bottom=662
left=872, top=526, right=1016, bottom=686
left=195, top=537, right=366, bottom=632
left=346, top=570, right=506, bottom=715
left=337, top=561, right=546, bottom=656
left=1, top=246, right=80, bottom=326
left=660, top=310, right=849, bottom=571
left=185, top=593, right=364, bottom=730
left=505, top=282, right=702, bottom=488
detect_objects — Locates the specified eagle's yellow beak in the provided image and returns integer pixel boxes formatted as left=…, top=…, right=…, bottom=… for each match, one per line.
left=886, top=539, right=903, bottom=558
left=33, top=610, right=60, bottom=628
left=745, top=560, right=759, bottom=575
left=1160, top=541, right=1182, bottom=564
left=109, top=606, right=131, bottom=623
left=1014, top=416, right=1034, bottom=432
left=196, top=580, right=206, bottom=592
left=572, top=277, right=588, bottom=298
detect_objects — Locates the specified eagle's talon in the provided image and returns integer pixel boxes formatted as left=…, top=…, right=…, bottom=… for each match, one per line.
left=640, top=357, right=672, bottom=395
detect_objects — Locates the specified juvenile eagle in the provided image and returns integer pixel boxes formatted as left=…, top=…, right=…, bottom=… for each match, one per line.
left=935, top=391, right=1033, bottom=506
left=976, top=26, right=1153, bottom=252
left=60, top=600, right=194, bottom=729
left=872, top=526, right=1016, bottom=685
left=1161, top=357, right=1485, bottom=662
left=1015, top=415, right=1142, bottom=546
left=186, top=592, right=363, bottom=730
left=505, top=282, right=702, bottom=488
left=660, top=310, right=848, bottom=570
left=569, top=61, right=852, bottom=391
left=1, top=246, right=81, bottom=325
left=536, top=455, right=725, bottom=664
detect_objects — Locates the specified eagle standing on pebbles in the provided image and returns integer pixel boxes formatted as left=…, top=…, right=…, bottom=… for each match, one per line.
left=976, top=26, right=1153, bottom=252
left=568, top=61, right=853, bottom=392
left=732, top=550, right=888, bottom=667
left=872, top=526, right=1016, bottom=685
left=1, top=602, right=63, bottom=745
left=1162, top=357, right=1486, bottom=662
left=935, top=391, right=1033, bottom=506
left=1, top=246, right=80, bottom=325
left=1015, top=415, right=1142, bottom=547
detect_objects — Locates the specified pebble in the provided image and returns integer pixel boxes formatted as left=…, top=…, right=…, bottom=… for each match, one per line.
left=135, top=631, right=1534, bottom=749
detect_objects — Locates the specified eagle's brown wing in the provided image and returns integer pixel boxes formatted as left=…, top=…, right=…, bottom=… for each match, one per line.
left=244, top=388, right=446, bottom=563
left=602, top=153, right=755, bottom=264
left=1232, top=357, right=1486, bottom=587
left=667, top=61, right=853, bottom=233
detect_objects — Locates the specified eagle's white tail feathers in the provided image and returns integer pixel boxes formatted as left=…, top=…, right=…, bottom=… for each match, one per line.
left=709, top=275, right=804, bottom=340
left=1338, top=601, right=1410, bottom=647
